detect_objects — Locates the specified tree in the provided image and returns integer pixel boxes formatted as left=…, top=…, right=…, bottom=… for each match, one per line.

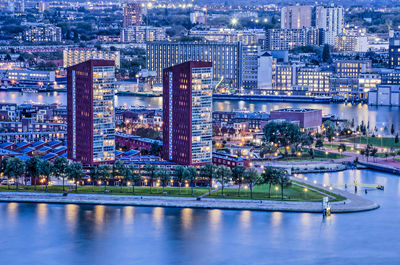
left=113, top=160, right=126, bottom=192
left=315, top=139, right=324, bottom=148
left=39, top=160, right=52, bottom=192
left=125, top=166, right=141, bottom=194
left=261, top=167, right=279, bottom=198
left=89, top=165, right=100, bottom=192
left=1, top=158, right=9, bottom=190
left=215, top=166, right=232, bottom=197
left=391, top=124, right=395, bottom=135
left=4, top=158, right=25, bottom=190
left=143, top=164, right=157, bottom=193
left=26, top=156, right=41, bottom=190
left=98, top=164, right=112, bottom=193
left=174, top=165, right=186, bottom=194
left=232, top=166, right=246, bottom=196
left=243, top=168, right=260, bottom=199
left=186, top=166, right=198, bottom=196
left=65, top=162, right=83, bottom=192
left=338, top=143, right=346, bottom=152
left=324, top=121, right=336, bottom=144
left=395, top=133, right=399, bottom=144
left=322, top=44, right=331, bottom=63
left=200, top=164, right=216, bottom=194
left=53, top=156, right=68, bottom=191
left=149, top=141, right=161, bottom=156
left=276, top=169, right=291, bottom=200
left=157, top=169, right=170, bottom=193
left=263, top=122, right=303, bottom=152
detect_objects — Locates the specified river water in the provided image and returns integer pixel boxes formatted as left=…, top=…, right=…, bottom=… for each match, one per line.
left=0, top=169, right=399, bottom=265
left=1, top=91, right=400, bottom=132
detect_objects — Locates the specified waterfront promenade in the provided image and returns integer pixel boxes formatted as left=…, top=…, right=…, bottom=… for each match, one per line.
left=0, top=186, right=378, bottom=213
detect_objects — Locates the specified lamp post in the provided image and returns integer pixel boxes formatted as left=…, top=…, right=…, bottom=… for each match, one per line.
left=304, top=187, right=308, bottom=200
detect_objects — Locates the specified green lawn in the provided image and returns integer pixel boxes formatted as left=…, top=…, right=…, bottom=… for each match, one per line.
left=206, top=183, right=337, bottom=202
left=0, top=185, right=209, bottom=198
left=345, top=136, right=400, bottom=149
left=275, top=149, right=346, bottom=162
left=0, top=182, right=346, bottom=202
left=291, top=180, right=346, bottom=202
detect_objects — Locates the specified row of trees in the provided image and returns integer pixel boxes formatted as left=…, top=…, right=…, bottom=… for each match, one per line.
left=1, top=157, right=292, bottom=200
left=1, top=156, right=81, bottom=192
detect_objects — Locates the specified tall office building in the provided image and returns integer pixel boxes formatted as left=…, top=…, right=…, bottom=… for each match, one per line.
left=147, top=42, right=243, bottom=90
left=123, top=2, right=142, bottom=27
left=315, top=5, right=344, bottom=45
left=67, top=60, right=116, bottom=165
left=281, top=5, right=312, bottom=29
left=389, top=32, right=400, bottom=68
left=162, top=61, right=213, bottom=166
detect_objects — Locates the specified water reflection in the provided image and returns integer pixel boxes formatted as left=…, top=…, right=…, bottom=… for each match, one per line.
left=7, top=202, right=18, bottom=222
left=181, top=208, right=193, bottom=230
left=94, top=205, right=105, bottom=231
left=239, top=210, right=251, bottom=230
left=0, top=170, right=399, bottom=265
left=271, top=212, right=282, bottom=228
left=152, top=207, right=164, bottom=238
left=123, top=206, right=135, bottom=225
left=1, top=91, right=399, bottom=131
left=65, top=204, right=79, bottom=232
left=36, top=203, right=48, bottom=226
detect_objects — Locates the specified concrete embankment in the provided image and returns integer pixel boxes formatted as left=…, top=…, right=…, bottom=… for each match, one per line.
left=358, top=161, right=400, bottom=175
left=0, top=189, right=379, bottom=214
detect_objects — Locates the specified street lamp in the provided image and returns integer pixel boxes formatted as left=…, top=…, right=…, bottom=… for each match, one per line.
left=304, top=188, right=308, bottom=199
left=231, top=18, right=238, bottom=26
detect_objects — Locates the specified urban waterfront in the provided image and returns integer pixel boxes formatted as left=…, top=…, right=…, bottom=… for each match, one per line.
left=0, top=169, right=398, bottom=265
left=1, top=91, right=400, bottom=132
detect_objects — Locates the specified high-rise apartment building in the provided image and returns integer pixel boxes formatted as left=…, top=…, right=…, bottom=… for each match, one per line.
left=123, top=2, right=142, bottom=27
left=162, top=61, right=212, bottom=166
left=67, top=60, right=116, bottom=165
left=389, top=32, right=400, bottom=68
left=63, top=48, right=120, bottom=68
left=315, top=5, right=344, bottom=45
left=147, top=42, right=243, bottom=90
left=281, top=5, right=312, bottom=29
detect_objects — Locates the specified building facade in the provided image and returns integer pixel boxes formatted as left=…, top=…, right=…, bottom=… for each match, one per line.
left=123, top=2, right=142, bottom=27
left=20, top=23, right=62, bottom=43
left=121, top=26, right=166, bottom=43
left=67, top=59, right=115, bottom=165
left=335, top=60, right=372, bottom=78
left=335, top=35, right=368, bottom=52
left=280, top=5, right=312, bottom=29
left=188, top=28, right=265, bottom=45
left=63, top=48, right=120, bottom=68
left=389, top=32, right=400, bottom=68
left=315, top=5, right=344, bottom=45
left=296, top=68, right=332, bottom=96
left=162, top=61, right=212, bottom=166
left=266, top=28, right=320, bottom=50
left=147, top=42, right=242, bottom=89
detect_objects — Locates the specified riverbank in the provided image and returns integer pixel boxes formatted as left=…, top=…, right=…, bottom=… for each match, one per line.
left=0, top=187, right=378, bottom=213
